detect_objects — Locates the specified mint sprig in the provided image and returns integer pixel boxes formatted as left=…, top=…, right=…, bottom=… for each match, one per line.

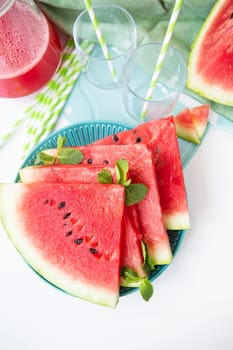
left=121, top=266, right=154, bottom=302
left=97, top=169, right=112, bottom=184
left=35, top=136, right=84, bottom=165
left=125, top=183, right=148, bottom=206
left=116, top=159, right=131, bottom=186
left=57, top=148, right=84, bottom=164
left=97, top=159, right=148, bottom=206
left=139, top=278, right=154, bottom=302
left=141, top=241, right=155, bottom=273
left=34, top=152, right=55, bottom=165
left=57, top=135, right=67, bottom=149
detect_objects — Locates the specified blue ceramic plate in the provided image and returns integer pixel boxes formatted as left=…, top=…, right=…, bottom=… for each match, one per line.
left=19, top=120, right=194, bottom=297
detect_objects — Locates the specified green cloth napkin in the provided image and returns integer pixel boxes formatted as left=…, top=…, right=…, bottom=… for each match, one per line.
left=38, top=0, right=233, bottom=123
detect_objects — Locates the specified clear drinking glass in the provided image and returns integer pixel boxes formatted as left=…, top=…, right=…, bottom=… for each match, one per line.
left=73, top=4, right=137, bottom=89
left=122, top=43, right=187, bottom=122
left=0, top=0, right=61, bottom=98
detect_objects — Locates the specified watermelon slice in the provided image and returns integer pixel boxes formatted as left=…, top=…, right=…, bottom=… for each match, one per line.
left=191, top=104, right=209, bottom=139
left=19, top=164, right=146, bottom=280
left=42, top=144, right=173, bottom=266
left=0, top=183, right=125, bottom=308
left=93, top=117, right=190, bottom=230
left=187, top=0, right=233, bottom=106
left=174, top=108, right=200, bottom=144
left=174, top=105, right=209, bottom=144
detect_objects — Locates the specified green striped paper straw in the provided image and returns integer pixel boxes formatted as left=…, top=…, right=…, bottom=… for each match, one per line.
left=140, top=0, right=183, bottom=120
left=84, top=0, right=118, bottom=82
left=21, top=39, right=94, bottom=158
left=0, top=115, right=26, bottom=149
left=0, top=39, right=75, bottom=150
left=25, top=38, right=76, bottom=117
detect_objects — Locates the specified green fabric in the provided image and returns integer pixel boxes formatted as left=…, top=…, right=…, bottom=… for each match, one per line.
left=38, top=0, right=233, bottom=122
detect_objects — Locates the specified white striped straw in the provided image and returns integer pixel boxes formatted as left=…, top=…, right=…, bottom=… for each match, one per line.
left=84, top=0, right=118, bottom=82
left=140, top=0, right=183, bottom=120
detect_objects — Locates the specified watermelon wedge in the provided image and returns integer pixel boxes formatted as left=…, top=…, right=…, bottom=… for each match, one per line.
left=19, top=163, right=146, bottom=281
left=42, top=144, right=173, bottom=266
left=174, top=108, right=200, bottom=144
left=93, top=117, right=190, bottom=230
left=191, top=104, right=209, bottom=139
left=174, top=105, right=209, bottom=144
left=0, top=183, right=125, bottom=308
left=187, top=0, right=233, bottom=106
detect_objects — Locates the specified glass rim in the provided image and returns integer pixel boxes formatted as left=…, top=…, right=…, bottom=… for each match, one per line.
left=0, top=0, right=15, bottom=16
left=123, top=42, right=187, bottom=103
left=73, top=3, right=137, bottom=61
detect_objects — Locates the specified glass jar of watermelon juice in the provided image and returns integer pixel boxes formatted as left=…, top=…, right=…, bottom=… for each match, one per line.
left=0, top=0, right=61, bottom=98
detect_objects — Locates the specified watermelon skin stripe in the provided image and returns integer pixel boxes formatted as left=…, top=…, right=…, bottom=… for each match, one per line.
left=187, top=0, right=233, bottom=106
left=0, top=183, right=125, bottom=308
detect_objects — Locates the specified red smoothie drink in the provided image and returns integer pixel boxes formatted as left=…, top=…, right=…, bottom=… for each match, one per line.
left=0, top=1, right=61, bottom=97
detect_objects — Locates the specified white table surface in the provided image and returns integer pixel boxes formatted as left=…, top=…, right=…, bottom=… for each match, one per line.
left=0, top=89, right=233, bottom=350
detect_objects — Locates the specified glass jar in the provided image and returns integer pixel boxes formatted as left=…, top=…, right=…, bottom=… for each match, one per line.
left=0, top=0, right=61, bottom=98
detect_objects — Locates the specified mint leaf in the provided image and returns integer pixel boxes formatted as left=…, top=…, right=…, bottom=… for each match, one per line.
left=34, top=136, right=84, bottom=165
left=57, top=148, right=84, bottom=164
left=141, top=241, right=154, bottom=272
left=125, top=183, right=148, bottom=206
left=57, top=135, right=67, bottom=149
left=121, top=266, right=154, bottom=302
left=139, top=278, right=154, bottom=302
left=97, top=169, right=113, bottom=184
left=34, top=151, right=56, bottom=165
left=120, top=266, right=141, bottom=283
left=116, top=159, right=131, bottom=186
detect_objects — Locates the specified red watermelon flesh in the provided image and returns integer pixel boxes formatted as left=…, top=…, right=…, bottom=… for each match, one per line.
left=187, top=0, right=233, bottom=105
left=121, top=206, right=145, bottom=283
left=0, top=183, right=125, bottom=308
left=19, top=164, right=116, bottom=184
left=190, top=104, right=209, bottom=139
left=43, top=144, right=172, bottom=266
left=194, top=0, right=233, bottom=88
left=93, top=117, right=190, bottom=230
left=19, top=164, right=146, bottom=280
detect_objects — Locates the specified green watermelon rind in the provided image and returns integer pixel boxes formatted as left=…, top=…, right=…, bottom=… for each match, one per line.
left=15, top=121, right=186, bottom=298
left=187, top=0, right=233, bottom=106
left=163, top=212, right=192, bottom=230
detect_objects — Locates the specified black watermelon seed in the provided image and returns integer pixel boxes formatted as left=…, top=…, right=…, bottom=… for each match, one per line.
left=136, top=137, right=142, bottom=143
left=230, top=13, right=233, bottom=19
left=87, top=158, right=93, bottom=164
left=58, top=201, right=66, bottom=209
left=66, top=231, right=73, bottom=236
left=74, top=238, right=83, bottom=245
left=103, top=159, right=109, bottom=165
left=63, top=212, right=71, bottom=219
left=112, top=134, right=119, bottom=142
left=89, top=247, right=98, bottom=255
left=43, top=199, right=49, bottom=204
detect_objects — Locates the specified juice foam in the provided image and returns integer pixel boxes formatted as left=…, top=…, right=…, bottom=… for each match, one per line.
left=0, top=1, right=49, bottom=78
